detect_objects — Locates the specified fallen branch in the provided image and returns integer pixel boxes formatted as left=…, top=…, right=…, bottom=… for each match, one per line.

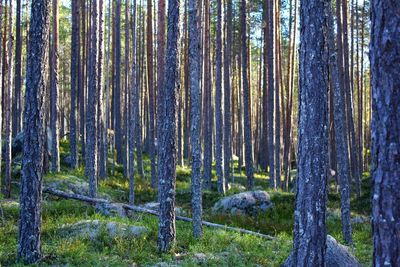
left=44, top=186, right=275, bottom=240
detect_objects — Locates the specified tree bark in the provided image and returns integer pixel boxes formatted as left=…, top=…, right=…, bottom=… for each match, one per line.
left=188, top=0, right=202, bottom=238
left=4, top=0, right=14, bottom=198
left=13, top=0, right=22, bottom=136
left=293, top=0, right=329, bottom=265
left=86, top=0, right=99, bottom=198
left=17, top=0, right=51, bottom=263
left=328, top=1, right=353, bottom=245
left=157, top=0, right=180, bottom=252
left=371, top=0, right=400, bottom=265
left=50, top=0, right=60, bottom=173
left=241, top=0, right=254, bottom=189
left=69, top=0, right=80, bottom=169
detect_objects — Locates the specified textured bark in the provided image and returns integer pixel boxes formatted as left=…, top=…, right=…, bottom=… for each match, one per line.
left=293, top=0, right=329, bottom=265
left=50, top=0, right=60, bottom=173
left=123, top=0, right=129, bottom=178
left=267, top=0, right=275, bottom=188
left=129, top=0, right=137, bottom=205
left=370, top=0, right=400, bottom=265
left=79, top=0, right=86, bottom=161
left=13, top=0, right=22, bottom=136
left=158, top=0, right=180, bottom=252
left=202, top=0, right=212, bottom=190
left=274, top=0, right=281, bottom=188
left=114, top=0, right=123, bottom=164
left=328, top=3, right=353, bottom=245
left=3, top=0, right=13, bottom=198
left=215, top=0, right=224, bottom=194
left=157, top=0, right=166, bottom=169
left=223, top=0, right=233, bottom=188
left=188, top=0, right=202, bottom=238
left=86, top=0, right=98, bottom=198
left=0, top=2, right=3, bottom=190
left=98, top=0, right=106, bottom=179
left=17, top=0, right=51, bottom=263
left=147, top=0, right=157, bottom=188
left=69, top=0, right=80, bottom=169
left=240, top=0, right=254, bottom=189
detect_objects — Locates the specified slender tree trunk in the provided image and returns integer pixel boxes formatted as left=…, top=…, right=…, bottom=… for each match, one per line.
left=79, top=0, right=86, bottom=162
left=13, top=0, right=22, bottom=136
left=147, top=0, right=157, bottom=187
left=267, top=0, right=275, bottom=188
left=274, top=0, right=281, bottom=188
left=202, top=0, right=212, bottom=190
left=17, top=0, right=51, bottom=263
left=241, top=0, right=254, bottom=189
left=328, top=2, right=353, bottom=245
left=223, top=0, right=233, bottom=189
left=123, top=0, right=130, bottom=178
left=50, top=0, right=60, bottom=173
left=114, top=0, right=123, bottom=164
left=188, top=0, right=202, bottom=238
left=86, top=0, right=98, bottom=198
left=293, top=0, right=329, bottom=265
left=158, top=0, right=180, bottom=252
left=0, top=2, right=4, bottom=193
left=69, top=0, right=80, bottom=169
left=371, top=0, right=400, bottom=265
left=3, top=0, right=13, bottom=198
left=129, top=0, right=138, bottom=205
left=215, top=0, right=224, bottom=194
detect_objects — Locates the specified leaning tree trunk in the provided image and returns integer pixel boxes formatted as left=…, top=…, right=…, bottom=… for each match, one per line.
left=50, top=0, right=60, bottom=173
left=293, top=0, right=329, bottom=265
left=17, top=0, right=51, bottom=263
left=158, top=0, right=180, bottom=252
left=240, top=0, right=254, bottom=189
left=86, top=0, right=99, bottom=198
left=188, top=0, right=202, bottom=238
left=370, top=0, right=400, bottom=265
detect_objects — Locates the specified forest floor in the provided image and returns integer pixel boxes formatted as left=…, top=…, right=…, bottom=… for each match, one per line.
left=0, top=140, right=372, bottom=266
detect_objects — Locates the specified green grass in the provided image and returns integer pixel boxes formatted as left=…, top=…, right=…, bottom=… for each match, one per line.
left=0, top=141, right=373, bottom=266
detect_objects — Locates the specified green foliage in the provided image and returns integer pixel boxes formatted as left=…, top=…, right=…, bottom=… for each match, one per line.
left=0, top=140, right=373, bottom=266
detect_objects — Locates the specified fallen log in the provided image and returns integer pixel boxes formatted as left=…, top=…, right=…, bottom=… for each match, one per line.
left=44, top=186, right=275, bottom=240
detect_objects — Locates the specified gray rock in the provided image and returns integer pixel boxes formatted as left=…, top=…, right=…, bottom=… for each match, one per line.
left=59, top=220, right=149, bottom=240
left=47, top=175, right=110, bottom=199
left=212, top=191, right=273, bottom=216
left=351, top=215, right=370, bottom=224
left=62, top=155, right=75, bottom=167
left=282, top=235, right=361, bottom=267
left=227, top=183, right=246, bottom=191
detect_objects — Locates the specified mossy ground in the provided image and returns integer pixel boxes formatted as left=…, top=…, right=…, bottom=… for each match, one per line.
left=0, top=140, right=372, bottom=266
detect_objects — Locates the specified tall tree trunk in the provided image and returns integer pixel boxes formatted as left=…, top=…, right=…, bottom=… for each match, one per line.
left=371, top=0, right=400, bottom=265
left=50, top=0, right=60, bottom=173
left=274, top=0, right=281, bottom=188
left=69, top=0, right=80, bottom=169
left=147, top=0, right=157, bottom=187
left=3, top=0, right=13, bottom=198
left=0, top=2, right=4, bottom=194
left=267, top=0, right=275, bottom=188
left=79, top=0, right=86, bottom=162
left=188, top=0, right=202, bottom=238
left=97, top=0, right=106, bottom=179
left=129, top=0, right=138, bottom=205
left=223, top=0, right=233, bottom=188
left=328, top=1, right=353, bottom=245
left=17, top=0, right=51, bottom=263
left=241, top=0, right=254, bottom=189
left=13, top=0, right=22, bottom=136
left=86, top=0, right=99, bottom=198
left=157, top=0, right=166, bottom=171
left=123, top=0, right=130, bottom=178
left=293, top=0, right=329, bottom=264
left=114, top=0, right=123, bottom=164
left=215, top=0, right=224, bottom=194
left=202, top=0, right=212, bottom=190
left=158, top=0, right=180, bottom=252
